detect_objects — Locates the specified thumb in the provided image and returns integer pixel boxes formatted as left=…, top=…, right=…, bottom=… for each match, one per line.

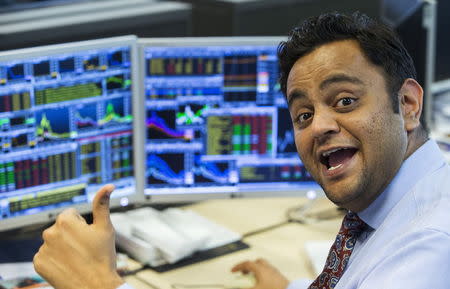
left=92, top=184, right=115, bottom=227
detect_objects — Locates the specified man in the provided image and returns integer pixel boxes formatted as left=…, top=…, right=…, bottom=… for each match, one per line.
left=33, top=12, right=450, bottom=289
left=231, top=12, right=450, bottom=289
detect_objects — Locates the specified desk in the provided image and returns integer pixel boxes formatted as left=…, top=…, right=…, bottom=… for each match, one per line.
left=126, top=196, right=342, bottom=289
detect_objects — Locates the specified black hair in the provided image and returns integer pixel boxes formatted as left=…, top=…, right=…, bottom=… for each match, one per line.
left=278, top=12, right=417, bottom=114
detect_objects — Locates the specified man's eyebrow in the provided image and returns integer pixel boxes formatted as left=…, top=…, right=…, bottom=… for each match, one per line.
left=319, top=74, right=364, bottom=91
left=287, top=89, right=307, bottom=107
left=287, top=74, right=363, bottom=106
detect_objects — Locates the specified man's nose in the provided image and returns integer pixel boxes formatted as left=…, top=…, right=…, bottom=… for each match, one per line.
left=310, top=110, right=340, bottom=139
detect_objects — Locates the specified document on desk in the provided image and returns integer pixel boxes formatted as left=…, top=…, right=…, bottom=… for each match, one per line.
left=304, top=240, right=334, bottom=275
left=0, top=262, right=52, bottom=288
left=0, top=262, right=37, bottom=280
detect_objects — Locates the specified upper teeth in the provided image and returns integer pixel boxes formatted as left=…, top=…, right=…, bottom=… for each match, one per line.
left=322, top=148, right=344, bottom=157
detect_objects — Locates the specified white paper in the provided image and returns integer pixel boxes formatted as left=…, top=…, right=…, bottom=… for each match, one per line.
left=0, top=262, right=37, bottom=280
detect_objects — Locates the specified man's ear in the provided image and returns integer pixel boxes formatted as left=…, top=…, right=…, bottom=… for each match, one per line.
left=398, top=78, right=423, bottom=132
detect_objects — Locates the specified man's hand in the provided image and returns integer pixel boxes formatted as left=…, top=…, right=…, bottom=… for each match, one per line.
left=33, top=184, right=124, bottom=289
left=231, top=258, right=290, bottom=289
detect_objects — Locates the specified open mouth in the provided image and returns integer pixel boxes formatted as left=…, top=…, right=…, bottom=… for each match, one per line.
left=320, top=148, right=358, bottom=171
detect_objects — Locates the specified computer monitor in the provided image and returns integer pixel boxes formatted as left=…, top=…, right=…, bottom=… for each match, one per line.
left=0, top=35, right=140, bottom=232
left=137, top=37, right=320, bottom=203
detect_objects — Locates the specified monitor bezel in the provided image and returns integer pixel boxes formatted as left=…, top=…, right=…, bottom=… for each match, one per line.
left=0, top=35, right=143, bottom=232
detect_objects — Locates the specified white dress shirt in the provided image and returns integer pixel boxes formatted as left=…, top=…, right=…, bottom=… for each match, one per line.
left=288, top=139, right=450, bottom=289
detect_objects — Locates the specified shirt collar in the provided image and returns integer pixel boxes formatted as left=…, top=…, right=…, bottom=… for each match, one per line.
left=358, top=139, right=446, bottom=229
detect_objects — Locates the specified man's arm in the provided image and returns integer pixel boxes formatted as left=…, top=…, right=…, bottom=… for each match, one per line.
left=33, top=185, right=125, bottom=289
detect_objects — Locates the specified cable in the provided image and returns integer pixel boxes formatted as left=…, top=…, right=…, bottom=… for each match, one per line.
left=119, top=265, right=149, bottom=277
left=285, top=198, right=319, bottom=223
left=241, top=220, right=290, bottom=238
left=241, top=190, right=321, bottom=238
left=241, top=190, right=344, bottom=238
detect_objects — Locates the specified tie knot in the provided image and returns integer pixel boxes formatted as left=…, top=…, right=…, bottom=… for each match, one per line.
left=340, top=211, right=367, bottom=235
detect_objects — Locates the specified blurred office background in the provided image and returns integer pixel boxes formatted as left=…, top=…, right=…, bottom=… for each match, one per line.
left=0, top=0, right=449, bottom=135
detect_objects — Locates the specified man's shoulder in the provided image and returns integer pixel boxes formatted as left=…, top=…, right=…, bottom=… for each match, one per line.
left=411, top=162, right=450, bottom=216
left=414, top=160, right=450, bottom=192
left=409, top=161, right=450, bottom=235
left=376, top=162, right=450, bottom=245
left=412, top=197, right=450, bottom=236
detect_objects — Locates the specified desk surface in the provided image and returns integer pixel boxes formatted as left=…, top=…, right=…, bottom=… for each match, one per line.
left=126, top=196, right=342, bottom=289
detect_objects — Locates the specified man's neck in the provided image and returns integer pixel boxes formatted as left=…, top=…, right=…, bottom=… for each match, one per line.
left=404, top=129, right=428, bottom=161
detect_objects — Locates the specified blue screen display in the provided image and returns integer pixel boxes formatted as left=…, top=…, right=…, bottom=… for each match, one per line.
left=0, top=45, right=135, bottom=220
left=144, top=44, right=316, bottom=195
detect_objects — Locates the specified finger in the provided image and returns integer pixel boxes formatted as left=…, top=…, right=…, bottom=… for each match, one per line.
left=57, top=208, right=86, bottom=226
left=231, top=261, right=250, bottom=273
left=42, top=226, right=56, bottom=243
left=33, top=248, right=45, bottom=276
left=92, top=184, right=115, bottom=228
left=231, top=261, right=262, bottom=278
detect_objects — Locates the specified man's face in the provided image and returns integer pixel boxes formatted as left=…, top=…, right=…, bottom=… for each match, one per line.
left=286, top=40, right=408, bottom=212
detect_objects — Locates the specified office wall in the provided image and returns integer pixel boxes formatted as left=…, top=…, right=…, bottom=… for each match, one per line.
left=0, top=1, right=192, bottom=51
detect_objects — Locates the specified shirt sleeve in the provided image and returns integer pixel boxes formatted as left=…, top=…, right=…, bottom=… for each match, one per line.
left=286, top=278, right=312, bottom=289
left=117, top=283, right=135, bottom=289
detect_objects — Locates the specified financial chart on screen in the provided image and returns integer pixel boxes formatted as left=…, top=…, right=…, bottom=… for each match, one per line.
left=141, top=37, right=317, bottom=199
left=0, top=36, right=138, bottom=230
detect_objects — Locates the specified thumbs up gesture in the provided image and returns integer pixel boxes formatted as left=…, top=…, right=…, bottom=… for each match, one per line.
left=33, top=184, right=124, bottom=289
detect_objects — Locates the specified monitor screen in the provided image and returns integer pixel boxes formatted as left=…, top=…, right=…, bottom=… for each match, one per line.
left=0, top=36, right=140, bottom=231
left=138, top=37, right=319, bottom=202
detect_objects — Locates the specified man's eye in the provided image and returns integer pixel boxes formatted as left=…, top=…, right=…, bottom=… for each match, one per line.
left=297, top=112, right=312, bottom=123
left=336, top=97, right=356, bottom=107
